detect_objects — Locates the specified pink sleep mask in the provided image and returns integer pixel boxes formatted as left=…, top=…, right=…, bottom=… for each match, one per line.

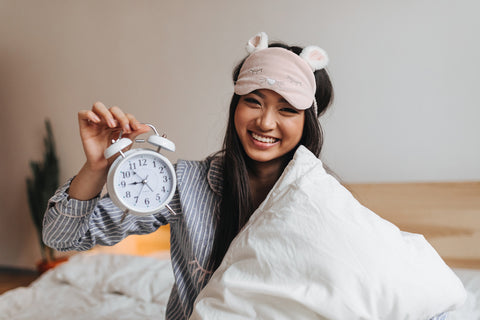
left=234, top=32, right=328, bottom=112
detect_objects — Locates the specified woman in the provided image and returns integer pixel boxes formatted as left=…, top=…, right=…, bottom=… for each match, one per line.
left=44, top=32, right=332, bottom=319
left=43, top=32, right=448, bottom=319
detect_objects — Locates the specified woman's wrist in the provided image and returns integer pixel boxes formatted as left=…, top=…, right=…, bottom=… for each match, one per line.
left=68, top=162, right=108, bottom=201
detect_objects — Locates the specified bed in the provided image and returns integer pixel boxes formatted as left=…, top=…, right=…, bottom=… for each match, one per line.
left=1, top=181, right=479, bottom=319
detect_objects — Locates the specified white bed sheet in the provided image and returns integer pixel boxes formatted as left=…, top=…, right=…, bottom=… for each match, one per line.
left=0, top=253, right=478, bottom=319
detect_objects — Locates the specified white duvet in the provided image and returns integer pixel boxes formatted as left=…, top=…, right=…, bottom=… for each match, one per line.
left=190, top=146, right=466, bottom=320
left=0, top=253, right=174, bottom=320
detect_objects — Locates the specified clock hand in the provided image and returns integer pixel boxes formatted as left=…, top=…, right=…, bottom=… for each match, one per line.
left=134, top=174, right=152, bottom=205
left=130, top=172, right=149, bottom=187
left=133, top=173, right=154, bottom=192
left=126, top=172, right=144, bottom=186
left=142, top=175, right=155, bottom=192
left=144, top=182, right=154, bottom=192
left=140, top=175, right=154, bottom=192
left=133, top=171, right=147, bottom=181
left=135, top=183, right=145, bottom=204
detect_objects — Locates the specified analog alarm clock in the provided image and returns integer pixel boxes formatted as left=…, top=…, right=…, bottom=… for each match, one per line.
left=104, top=124, right=176, bottom=216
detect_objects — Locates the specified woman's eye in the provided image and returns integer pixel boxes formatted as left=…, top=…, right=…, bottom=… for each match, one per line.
left=280, top=107, right=299, bottom=114
left=244, top=97, right=260, bottom=105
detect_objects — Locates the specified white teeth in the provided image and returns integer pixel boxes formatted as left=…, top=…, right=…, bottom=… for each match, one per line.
left=251, top=132, right=278, bottom=144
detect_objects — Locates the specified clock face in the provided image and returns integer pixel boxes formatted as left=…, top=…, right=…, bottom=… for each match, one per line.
left=110, top=150, right=175, bottom=215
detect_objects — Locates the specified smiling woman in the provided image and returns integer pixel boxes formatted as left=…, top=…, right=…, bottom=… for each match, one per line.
left=40, top=31, right=463, bottom=320
left=42, top=32, right=335, bottom=319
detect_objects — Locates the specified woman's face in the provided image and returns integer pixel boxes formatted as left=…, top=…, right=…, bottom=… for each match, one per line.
left=234, top=89, right=305, bottom=165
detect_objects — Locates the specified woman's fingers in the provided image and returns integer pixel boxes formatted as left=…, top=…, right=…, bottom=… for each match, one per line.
left=125, top=113, right=141, bottom=131
left=90, top=102, right=143, bottom=135
left=109, top=106, right=131, bottom=133
left=78, top=109, right=101, bottom=125
left=125, top=113, right=150, bottom=132
left=92, top=101, right=118, bottom=128
left=84, top=101, right=150, bottom=138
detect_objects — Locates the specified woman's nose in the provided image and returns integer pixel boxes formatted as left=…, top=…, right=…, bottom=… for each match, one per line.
left=256, top=109, right=276, bottom=131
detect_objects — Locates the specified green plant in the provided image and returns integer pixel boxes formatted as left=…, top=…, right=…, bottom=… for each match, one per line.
left=26, top=119, right=59, bottom=262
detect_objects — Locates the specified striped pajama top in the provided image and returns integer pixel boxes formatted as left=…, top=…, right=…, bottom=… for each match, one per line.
left=43, top=155, right=448, bottom=320
left=43, top=156, right=223, bottom=320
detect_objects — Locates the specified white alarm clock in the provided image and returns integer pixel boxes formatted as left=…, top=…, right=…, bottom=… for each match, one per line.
left=104, top=124, right=176, bottom=217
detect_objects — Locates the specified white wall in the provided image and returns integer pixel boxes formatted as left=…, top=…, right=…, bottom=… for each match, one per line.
left=1, top=0, right=479, bottom=269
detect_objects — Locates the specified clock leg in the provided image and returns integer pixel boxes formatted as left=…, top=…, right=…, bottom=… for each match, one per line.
left=120, top=210, right=129, bottom=223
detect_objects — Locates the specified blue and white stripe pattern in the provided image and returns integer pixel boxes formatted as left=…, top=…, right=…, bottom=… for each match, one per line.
left=44, top=157, right=223, bottom=320
left=43, top=155, right=449, bottom=320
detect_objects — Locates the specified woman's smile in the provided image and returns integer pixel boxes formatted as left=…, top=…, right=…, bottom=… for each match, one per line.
left=250, top=131, right=280, bottom=146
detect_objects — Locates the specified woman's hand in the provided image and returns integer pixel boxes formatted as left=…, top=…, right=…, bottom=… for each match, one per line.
left=78, top=102, right=151, bottom=172
left=69, top=102, right=151, bottom=200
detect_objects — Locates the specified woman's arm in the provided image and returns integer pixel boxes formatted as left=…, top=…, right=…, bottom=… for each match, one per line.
left=68, top=102, right=151, bottom=200
left=42, top=102, right=160, bottom=250
left=42, top=178, right=170, bottom=251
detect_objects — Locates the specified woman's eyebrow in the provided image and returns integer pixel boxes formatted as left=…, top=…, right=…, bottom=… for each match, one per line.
left=251, top=90, right=265, bottom=98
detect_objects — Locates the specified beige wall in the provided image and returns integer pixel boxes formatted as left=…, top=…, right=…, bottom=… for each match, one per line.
left=1, top=0, right=479, bottom=269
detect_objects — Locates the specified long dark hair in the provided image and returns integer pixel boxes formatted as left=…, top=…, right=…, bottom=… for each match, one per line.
left=210, top=42, right=334, bottom=270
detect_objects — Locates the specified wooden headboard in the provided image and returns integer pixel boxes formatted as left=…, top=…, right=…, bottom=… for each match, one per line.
left=92, top=182, right=480, bottom=269
left=346, top=182, right=480, bottom=269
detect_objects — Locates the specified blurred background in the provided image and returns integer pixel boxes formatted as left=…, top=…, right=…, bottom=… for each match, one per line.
left=1, top=0, right=479, bottom=269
